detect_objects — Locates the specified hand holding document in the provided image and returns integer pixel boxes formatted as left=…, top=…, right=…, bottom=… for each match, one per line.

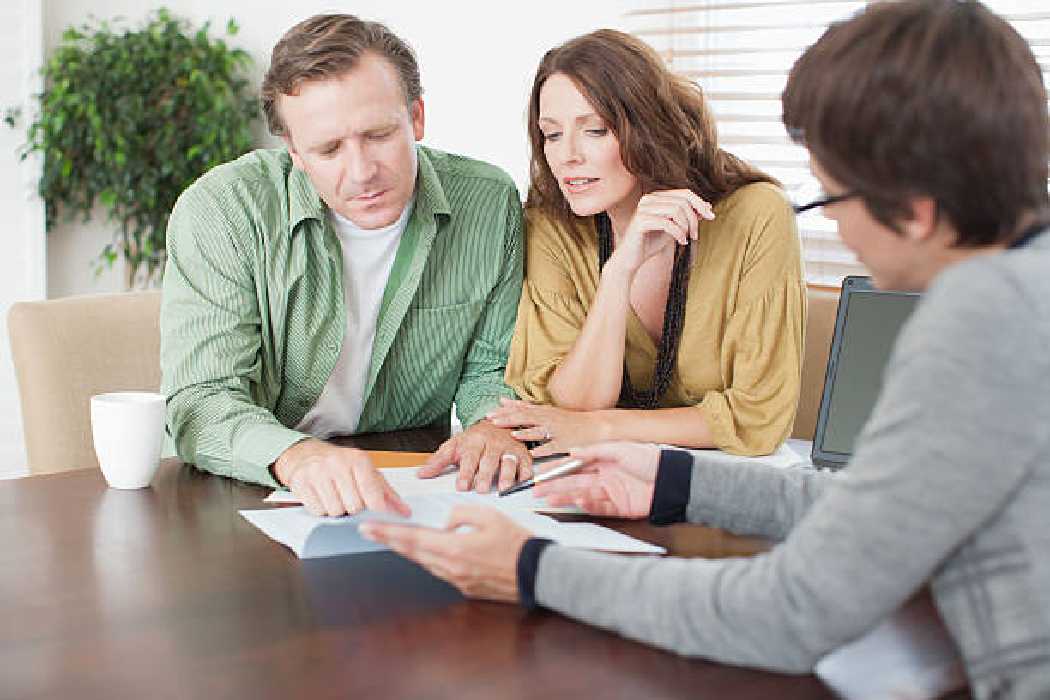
left=240, top=493, right=664, bottom=559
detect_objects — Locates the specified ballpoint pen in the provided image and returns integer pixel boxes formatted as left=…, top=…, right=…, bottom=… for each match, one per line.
left=498, top=458, right=585, bottom=497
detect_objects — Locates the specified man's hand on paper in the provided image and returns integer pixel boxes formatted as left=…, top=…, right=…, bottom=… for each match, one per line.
left=534, top=442, right=661, bottom=519
left=418, top=420, right=532, bottom=493
left=360, top=504, right=530, bottom=603
left=273, top=439, right=410, bottom=518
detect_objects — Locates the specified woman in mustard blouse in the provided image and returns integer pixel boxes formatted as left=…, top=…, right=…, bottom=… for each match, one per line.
left=488, top=29, right=806, bottom=457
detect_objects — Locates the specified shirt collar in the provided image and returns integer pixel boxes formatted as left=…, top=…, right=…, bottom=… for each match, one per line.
left=1008, top=220, right=1050, bottom=250
left=287, top=165, right=326, bottom=234
left=285, top=144, right=450, bottom=237
left=413, top=145, right=452, bottom=223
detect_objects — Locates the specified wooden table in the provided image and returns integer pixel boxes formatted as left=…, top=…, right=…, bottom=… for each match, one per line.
left=0, top=429, right=874, bottom=698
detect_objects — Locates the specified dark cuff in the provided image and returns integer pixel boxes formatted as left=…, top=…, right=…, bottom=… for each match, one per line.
left=517, top=537, right=554, bottom=611
left=648, top=449, right=693, bottom=525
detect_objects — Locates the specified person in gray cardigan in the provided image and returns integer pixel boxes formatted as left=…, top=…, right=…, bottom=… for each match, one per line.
left=360, top=1, right=1050, bottom=697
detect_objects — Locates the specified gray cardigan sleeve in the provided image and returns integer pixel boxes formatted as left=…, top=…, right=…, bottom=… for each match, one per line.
left=683, top=457, right=833, bottom=541
left=532, top=259, right=1048, bottom=673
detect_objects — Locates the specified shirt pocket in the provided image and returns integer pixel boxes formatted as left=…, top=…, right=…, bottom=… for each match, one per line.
left=389, top=299, right=487, bottom=406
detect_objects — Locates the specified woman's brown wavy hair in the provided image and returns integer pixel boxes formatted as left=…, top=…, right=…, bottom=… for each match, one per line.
left=526, top=29, right=776, bottom=229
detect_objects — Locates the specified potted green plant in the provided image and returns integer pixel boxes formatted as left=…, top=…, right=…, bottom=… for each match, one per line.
left=15, top=9, right=258, bottom=288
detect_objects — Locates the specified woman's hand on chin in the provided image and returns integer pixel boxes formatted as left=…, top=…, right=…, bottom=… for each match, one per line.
left=608, top=189, right=714, bottom=274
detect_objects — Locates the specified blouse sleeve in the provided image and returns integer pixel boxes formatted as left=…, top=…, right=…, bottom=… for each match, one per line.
left=698, top=190, right=807, bottom=455
left=504, top=212, right=589, bottom=403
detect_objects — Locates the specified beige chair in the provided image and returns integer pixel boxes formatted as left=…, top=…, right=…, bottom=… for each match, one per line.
left=791, top=287, right=840, bottom=440
left=8, top=291, right=162, bottom=474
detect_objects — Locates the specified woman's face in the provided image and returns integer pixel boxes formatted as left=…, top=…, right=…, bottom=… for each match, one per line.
left=538, top=73, right=641, bottom=219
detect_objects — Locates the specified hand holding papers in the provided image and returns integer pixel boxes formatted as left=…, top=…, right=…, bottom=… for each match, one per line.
left=240, top=494, right=663, bottom=559
left=248, top=459, right=661, bottom=559
left=356, top=500, right=666, bottom=605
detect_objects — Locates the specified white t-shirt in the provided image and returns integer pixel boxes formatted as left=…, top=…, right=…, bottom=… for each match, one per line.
left=295, top=200, right=414, bottom=438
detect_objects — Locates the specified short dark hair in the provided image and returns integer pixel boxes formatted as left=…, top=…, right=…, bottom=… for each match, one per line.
left=783, top=0, right=1049, bottom=247
left=261, top=14, right=422, bottom=137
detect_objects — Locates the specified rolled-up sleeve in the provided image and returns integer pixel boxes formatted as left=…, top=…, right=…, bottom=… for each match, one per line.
left=161, top=181, right=306, bottom=487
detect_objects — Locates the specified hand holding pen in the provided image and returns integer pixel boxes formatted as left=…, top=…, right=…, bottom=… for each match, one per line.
left=501, top=442, right=663, bottom=520
left=498, top=458, right=586, bottom=496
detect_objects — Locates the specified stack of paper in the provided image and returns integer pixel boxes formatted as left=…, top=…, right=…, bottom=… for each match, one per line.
left=240, top=493, right=664, bottom=559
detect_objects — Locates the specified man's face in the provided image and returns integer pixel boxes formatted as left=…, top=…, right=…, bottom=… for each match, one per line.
left=280, top=53, right=424, bottom=229
left=810, top=158, right=934, bottom=291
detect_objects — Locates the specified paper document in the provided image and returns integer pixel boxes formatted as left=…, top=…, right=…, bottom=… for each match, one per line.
left=815, top=593, right=965, bottom=699
left=265, top=466, right=582, bottom=514
left=241, top=493, right=664, bottom=559
left=675, top=441, right=809, bottom=470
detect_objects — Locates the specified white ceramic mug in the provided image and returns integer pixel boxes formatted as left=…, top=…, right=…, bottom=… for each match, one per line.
left=90, top=391, right=167, bottom=489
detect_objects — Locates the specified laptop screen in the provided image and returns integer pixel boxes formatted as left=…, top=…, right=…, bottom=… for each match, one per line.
left=812, top=276, right=920, bottom=468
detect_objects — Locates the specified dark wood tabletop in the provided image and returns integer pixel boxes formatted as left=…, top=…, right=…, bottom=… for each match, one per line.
left=0, top=428, right=944, bottom=699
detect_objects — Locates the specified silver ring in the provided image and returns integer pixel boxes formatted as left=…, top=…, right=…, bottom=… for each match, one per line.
left=542, top=428, right=551, bottom=441
left=501, top=453, right=519, bottom=463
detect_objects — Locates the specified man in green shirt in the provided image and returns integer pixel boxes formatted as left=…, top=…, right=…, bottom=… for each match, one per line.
left=161, top=14, right=531, bottom=516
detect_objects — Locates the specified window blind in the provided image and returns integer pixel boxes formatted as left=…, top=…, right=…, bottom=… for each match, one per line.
left=625, top=0, right=1050, bottom=287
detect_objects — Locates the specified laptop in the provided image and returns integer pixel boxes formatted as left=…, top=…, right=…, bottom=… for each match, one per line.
left=811, top=276, right=920, bottom=470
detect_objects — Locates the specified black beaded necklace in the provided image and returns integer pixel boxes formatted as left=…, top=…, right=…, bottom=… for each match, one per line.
left=596, top=212, right=693, bottom=409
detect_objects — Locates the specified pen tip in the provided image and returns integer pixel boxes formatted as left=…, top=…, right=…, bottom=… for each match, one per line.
left=498, top=480, right=530, bottom=498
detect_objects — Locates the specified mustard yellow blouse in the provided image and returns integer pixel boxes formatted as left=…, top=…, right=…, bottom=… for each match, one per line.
left=505, top=182, right=806, bottom=456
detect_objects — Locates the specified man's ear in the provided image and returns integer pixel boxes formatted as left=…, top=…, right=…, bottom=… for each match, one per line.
left=901, top=197, right=939, bottom=244
left=283, top=135, right=305, bottom=171
left=411, top=98, right=425, bottom=141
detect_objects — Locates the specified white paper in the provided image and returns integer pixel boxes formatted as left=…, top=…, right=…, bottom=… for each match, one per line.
left=265, top=466, right=582, bottom=514
left=674, top=441, right=810, bottom=470
left=241, top=493, right=664, bottom=559
left=815, top=594, right=966, bottom=700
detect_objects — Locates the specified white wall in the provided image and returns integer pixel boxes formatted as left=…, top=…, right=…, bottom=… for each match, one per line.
left=0, top=1, right=629, bottom=476
left=0, top=0, right=45, bottom=478
left=43, top=0, right=630, bottom=297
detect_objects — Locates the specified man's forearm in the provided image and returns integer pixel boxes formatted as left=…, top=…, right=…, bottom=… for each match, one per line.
left=681, top=453, right=832, bottom=540
left=530, top=544, right=827, bottom=673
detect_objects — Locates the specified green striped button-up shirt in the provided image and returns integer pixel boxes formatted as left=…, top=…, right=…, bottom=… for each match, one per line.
left=161, top=145, right=523, bottom=487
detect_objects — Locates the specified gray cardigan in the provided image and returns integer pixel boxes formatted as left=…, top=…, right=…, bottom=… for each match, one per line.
left=531, top=233, right=1050, bottom=699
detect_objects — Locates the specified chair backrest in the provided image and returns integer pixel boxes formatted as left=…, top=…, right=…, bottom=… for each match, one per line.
left=791, top=287, right=840, bottom=440
left=7, top=291, right=162, bottom=474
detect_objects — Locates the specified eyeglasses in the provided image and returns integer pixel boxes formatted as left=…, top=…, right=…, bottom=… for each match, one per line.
left=793, top=190, right=859, bottom=214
